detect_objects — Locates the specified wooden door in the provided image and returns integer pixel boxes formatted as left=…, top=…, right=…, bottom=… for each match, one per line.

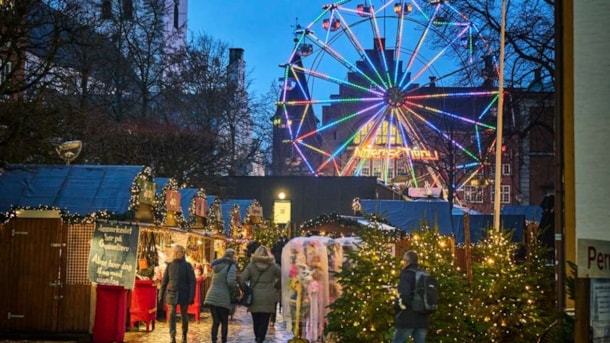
left=5, top=218, right=63, bottom=332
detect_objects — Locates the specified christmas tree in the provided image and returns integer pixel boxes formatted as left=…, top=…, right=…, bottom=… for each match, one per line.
left=325, top=226, right=401, bottom=343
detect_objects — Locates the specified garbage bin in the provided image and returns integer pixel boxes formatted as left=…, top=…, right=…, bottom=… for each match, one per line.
left=93, top=284, right=127, bottom=343
left=129, top=279, right=157, bottom=331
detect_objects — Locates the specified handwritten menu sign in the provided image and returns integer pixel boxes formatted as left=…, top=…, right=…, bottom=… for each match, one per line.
left=88, top=221, right=140, bottom=290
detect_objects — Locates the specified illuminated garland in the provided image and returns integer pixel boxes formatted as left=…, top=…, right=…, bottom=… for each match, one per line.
left=207, top=198, right=225, bottom=235
left=128, top=166, right=154, bottom=212
left=300, top=212, right=362, bottom=231
left=153, top=178, right=186, bottom=228
left=188, top=188, right=207, bottom=227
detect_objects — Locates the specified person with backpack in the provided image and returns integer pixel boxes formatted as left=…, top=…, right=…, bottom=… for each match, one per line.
left=393, top=250, right=437, bottom=343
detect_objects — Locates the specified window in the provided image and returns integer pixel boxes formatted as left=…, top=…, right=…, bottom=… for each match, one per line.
left=502, top=163, right=511, bottom=175
left=463, top=185, right=483, bottom=203
left=491, top=185, right=511, bottom=203
left=353, top=120, right=403, bottom=145
left=360, top=167, right=370, bottom=176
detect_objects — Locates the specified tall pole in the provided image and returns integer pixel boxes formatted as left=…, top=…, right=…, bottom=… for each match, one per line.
left=493, top=0, right=507, bottom=231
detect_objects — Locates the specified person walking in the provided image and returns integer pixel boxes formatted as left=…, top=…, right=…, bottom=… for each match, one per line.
left=204, top=248, right=239, bottom=343
left=392, top=250, right=430, bottom=343
left=159, top=245, right=196, bottom=343
left=240, top=245, right=281, bottom=343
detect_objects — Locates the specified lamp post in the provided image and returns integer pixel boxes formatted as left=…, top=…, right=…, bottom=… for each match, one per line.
left=493, top=0, right=507, bottom=231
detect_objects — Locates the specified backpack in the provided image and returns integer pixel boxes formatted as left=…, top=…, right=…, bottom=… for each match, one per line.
left=409, top=269, right=439, bottom=314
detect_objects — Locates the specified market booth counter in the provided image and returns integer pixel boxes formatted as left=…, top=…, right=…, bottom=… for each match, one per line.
left=129, top=279, right=157, bottom=332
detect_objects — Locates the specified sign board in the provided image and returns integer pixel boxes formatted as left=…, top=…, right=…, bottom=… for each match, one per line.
left=577, top=238, right=610, bottom=278
left=274, top=200, right=291, bottom=224
left=408, top=187, right=442, bottom=198
left=248, top=203, right=263, bottom=218
left=590, top=279, right=610, bottom=342
left=88, top=221, right=139, bottom=289
left=138, top=180, right=155, bottom=205
left=166, top=190, right=181, bottom=212
left=195, top=198, right=207, bottom=217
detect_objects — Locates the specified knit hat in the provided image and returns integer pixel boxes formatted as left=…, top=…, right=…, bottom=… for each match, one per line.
left=224, top=248, right=235, bottom=258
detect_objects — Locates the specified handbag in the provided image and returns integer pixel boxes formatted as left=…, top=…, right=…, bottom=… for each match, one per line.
left=225, top=263, right=241, bottom=304
left=241, top=270, right=264, bottom=307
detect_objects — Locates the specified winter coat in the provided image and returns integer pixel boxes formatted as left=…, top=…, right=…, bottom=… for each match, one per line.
left=204, top=257, right=238, bottom=311
left=240, top=254, right=281, bottom=313
left=394, top=263, right=431, bottom=329
left=160, top=257, right=196, bottom=306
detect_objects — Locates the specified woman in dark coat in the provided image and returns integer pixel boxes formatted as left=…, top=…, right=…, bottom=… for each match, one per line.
left=240, top=245, right=281, bottom=343
left=160, top=245, right=196, bottom=343
left=204, top=248, right=238, bottom=343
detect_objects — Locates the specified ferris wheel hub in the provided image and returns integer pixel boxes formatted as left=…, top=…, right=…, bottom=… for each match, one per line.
left=384, top=87, right=406, bottom=108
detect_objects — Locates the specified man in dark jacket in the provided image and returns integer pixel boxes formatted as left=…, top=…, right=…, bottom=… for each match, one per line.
left=160, top=245, right=196, bottom=343
left=393, top=250, right=430, bottom=343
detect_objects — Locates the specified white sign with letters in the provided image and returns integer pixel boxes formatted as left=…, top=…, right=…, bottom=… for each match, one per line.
left=578, top=238, right=610, bottom=278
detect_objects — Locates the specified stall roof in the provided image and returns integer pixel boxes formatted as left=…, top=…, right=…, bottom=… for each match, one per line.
left=0, top=165, right=255, bottom=232
left=359, top=199, right=525, bottom=242
left=360, top=199, right=454, bottom=235
left=501, top=205, right=542, bottom=222
left=0, top=164, right=142, bottom=214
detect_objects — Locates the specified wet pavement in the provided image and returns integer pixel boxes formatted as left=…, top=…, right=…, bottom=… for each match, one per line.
left=125, top=306, right=296, bottom=343
left=0, top=305, right=299, bottom=343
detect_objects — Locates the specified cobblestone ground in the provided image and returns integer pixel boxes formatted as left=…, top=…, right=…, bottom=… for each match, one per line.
left=0, top=306, right=298, bottom=343
left=125, top=306, right=296, bottom=343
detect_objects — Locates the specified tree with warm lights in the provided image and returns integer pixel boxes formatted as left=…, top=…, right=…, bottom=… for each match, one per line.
left=462, top=228, right=556, bottom=342
left=325, top=226, right=401, bottom=343
left=251, top=221, right=286, bottom=249
left=408, top=226, right=471, bottom=343
left=323, top=220, right=559, bottom=342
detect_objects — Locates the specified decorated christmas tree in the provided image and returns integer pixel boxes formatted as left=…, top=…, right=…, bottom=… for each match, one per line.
left=325, top=226, right=401, bottom=343
left=408, top=226, right=471, bottom=342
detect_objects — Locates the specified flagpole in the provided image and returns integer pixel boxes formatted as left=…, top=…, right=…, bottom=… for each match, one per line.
left=493, top=0, right=507, bottom=231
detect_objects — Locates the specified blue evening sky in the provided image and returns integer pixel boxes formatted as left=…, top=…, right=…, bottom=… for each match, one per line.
left=187, top=1, right=332, bottom=97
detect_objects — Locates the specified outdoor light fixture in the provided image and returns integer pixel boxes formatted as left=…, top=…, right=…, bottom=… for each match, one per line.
left=278, top=191, right=286, bottom=200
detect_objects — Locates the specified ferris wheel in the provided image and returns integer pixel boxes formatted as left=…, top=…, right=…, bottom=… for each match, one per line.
left=276, top=0, right=500, bottom=194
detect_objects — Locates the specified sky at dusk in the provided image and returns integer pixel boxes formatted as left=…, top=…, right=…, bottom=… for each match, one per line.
left=187, top=1, right=333, bottom=97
